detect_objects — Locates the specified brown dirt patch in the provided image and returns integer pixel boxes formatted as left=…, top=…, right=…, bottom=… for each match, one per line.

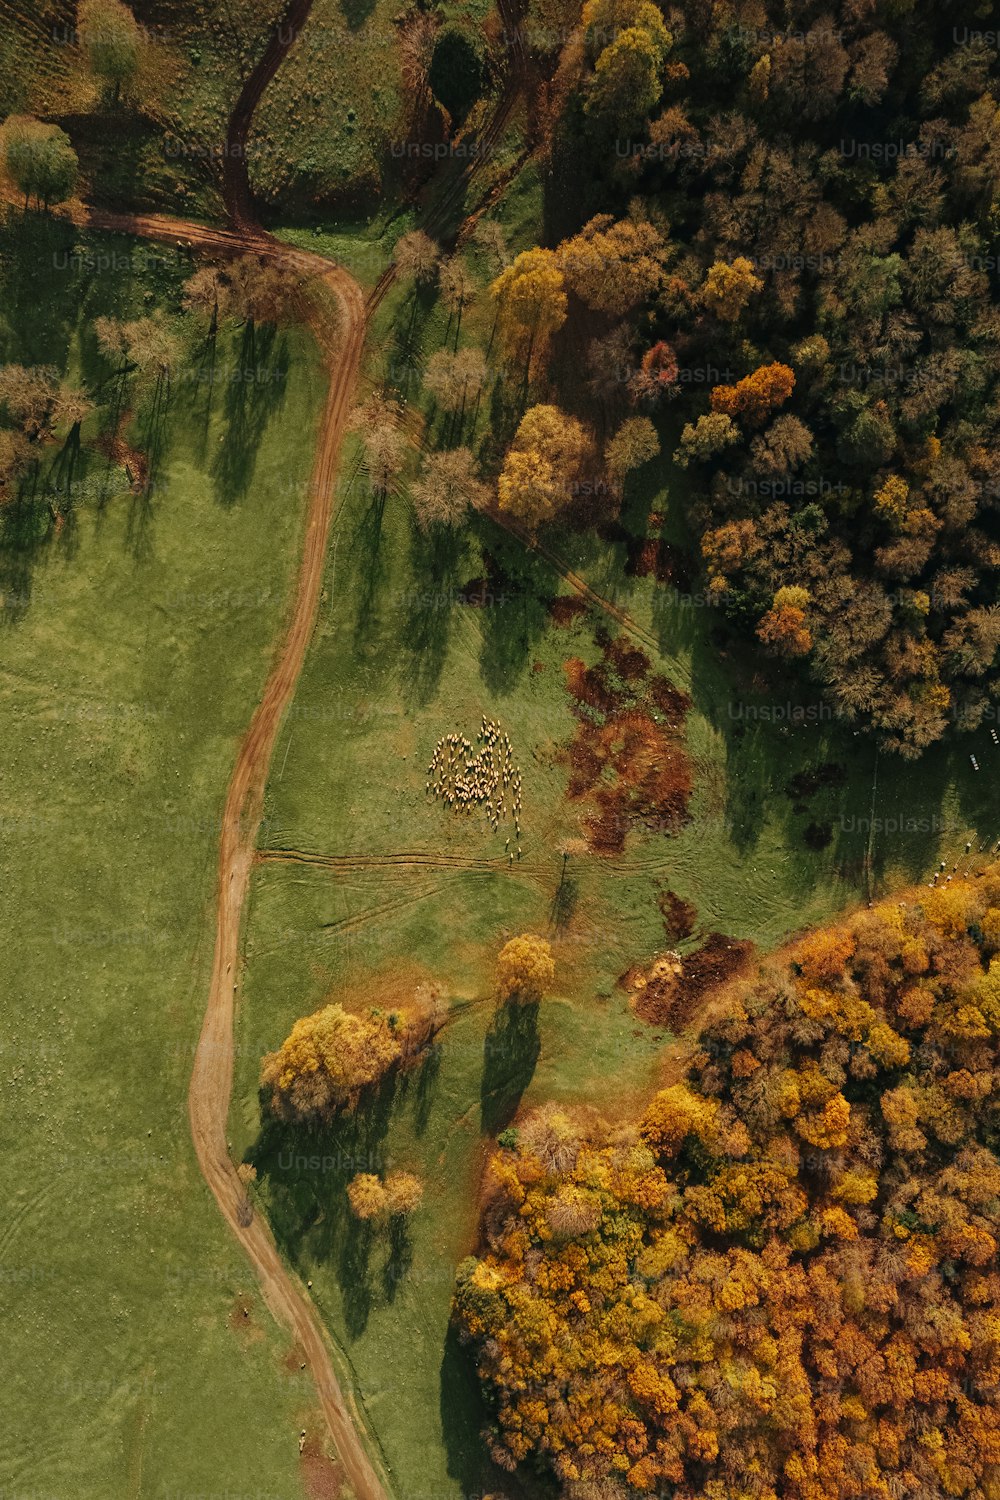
left=626, top=536, right=692, bottom=589
left=658, top=888, right=697, bottom=943
left=300, top=1433, right=346, bottom=1500
left=549, top=594, right=588, bottom=626
left=561, top=636, right=693, bottom=855
left=228, top=1292, right=265, bottom=1345
left=625, top=934, right=755, bottom=1028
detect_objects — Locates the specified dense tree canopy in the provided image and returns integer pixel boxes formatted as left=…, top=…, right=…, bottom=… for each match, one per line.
left=504, top=0, right=1000, bottom=757
left=455, top=870, right=1000, bottom=1498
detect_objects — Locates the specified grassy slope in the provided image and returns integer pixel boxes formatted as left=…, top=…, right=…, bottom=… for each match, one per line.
left=0, top=219, right=329, bottom=1497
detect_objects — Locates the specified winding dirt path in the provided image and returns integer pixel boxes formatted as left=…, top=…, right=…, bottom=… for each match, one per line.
left=184, top=8, right=388, bottom=1497
left=17, top=190, right=382, bottom=1490
left=8, top=3, right=385, bottom=1491
left=4, top=0, right=541, bottom=1487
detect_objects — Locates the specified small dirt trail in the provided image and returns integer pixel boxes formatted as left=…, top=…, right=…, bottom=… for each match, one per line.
left=11, top=1, right=535, bottom=1489
left=21, top=184, right=383, bottom=1493
left=181, top=6, right=389, bottom=1498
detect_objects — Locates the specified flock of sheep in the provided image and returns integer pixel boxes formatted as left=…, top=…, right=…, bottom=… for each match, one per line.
left=426, top=717, right=523, bottom=861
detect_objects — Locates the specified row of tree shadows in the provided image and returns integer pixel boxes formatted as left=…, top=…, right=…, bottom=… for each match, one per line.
left=248, top=1000, right=543, bottom=1497
left=0, top=215, right=291, bottom=622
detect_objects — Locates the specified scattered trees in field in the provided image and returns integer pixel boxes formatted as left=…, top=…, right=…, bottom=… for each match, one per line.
left=423, top=347, right=488, bottom=413
left=393, top=230, right=441, bottom=286
left=347, top=1170, right=424, bottom=1221
left=95, top=313, right=183, bottom=395
left=1, top=117, right=78, bottom=210
left=0, top=365, right=90, bottom=442
left=260, top=991, right=441, bottom=1126
left=348, top=393, right=407, bottom=495
left=456, top=870, right=1000, bottom=1495
left=182, top=257, right=299, bottom=336
left=495, top=934, right=555, bottom=1001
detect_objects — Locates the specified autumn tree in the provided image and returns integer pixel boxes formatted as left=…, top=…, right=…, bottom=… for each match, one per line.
left=757, top=585, right=813, bottom=657
left=628, top=341, right=679, bottom=407
left=699, top=257, right=764, bottom=320
left=439, top=256, right=475, bottom=318
left=497, top=404, right=592, bottom=528
left=95, top=314, right=182, bottom=397
left=348, top=393, right=407, bottom=495
left=347, top=1173, right=389, bottom=1220
left=393, top=229, right=440, bottom=285
left=384, top=1171, right=424, bottom=1215
left=496, top=934, right=555, bottom=1001
left=710, top=363, right=796, bottom=427
left=456, top=869, right=1000, bottom=1496
left=604, top=415, right=659, bottom=491
left=182, top=265, right=233, bottom=336
left=557, top=215, right=666, bottom=315
left=0, top=429, right=31, bottom=503
left=77, top=0, right=140, bottom=103
left=411, top=447, right=489, bottom=528
left=675, top=411, right=740, bottom=467
left=490, top=249, right=567, bottom=355
left=0, top=365, right=88, bottom=442
left=749, top=414, right=814, bottom=477
left=582, top=0, right=671, bottom=131
left=261, top=992, right=439, bottom=1126
left=423, top=346, right=488, bottom=413
left=2, top=117, right=78, bottom=210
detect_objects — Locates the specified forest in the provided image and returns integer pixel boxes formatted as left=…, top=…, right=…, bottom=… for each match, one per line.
left=497, top=0, right=1000, bottom=757
left=454, top=872, right=1000, bottom=1499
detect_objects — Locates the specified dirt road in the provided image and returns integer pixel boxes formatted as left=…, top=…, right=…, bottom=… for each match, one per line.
left=22, top=193, right=383, bottom=1494
left=11, top=3, right=387, bottom=1491
left=8, top=0, right=532, bottom=1487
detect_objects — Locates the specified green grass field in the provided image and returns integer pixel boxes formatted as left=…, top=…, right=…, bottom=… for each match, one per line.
left=0, top=216, right=333, bottom=1497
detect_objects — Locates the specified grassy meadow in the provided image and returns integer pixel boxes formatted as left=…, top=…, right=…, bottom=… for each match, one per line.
left=0, top=215, right=332, bottom=1497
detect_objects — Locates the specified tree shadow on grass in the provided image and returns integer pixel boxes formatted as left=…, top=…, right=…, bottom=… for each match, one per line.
left=412, top=1040, right=443, bottom=1137
left=340, top=0, right=377, bottom=29
left=470, top=517, right=559, bottom=693
left=480, top=1001, right=540, bottom=1136
left=381, top=1213, right=414, bottom=1304
left=440, top=1322, right=550, bottom=1500
left=211, top=323, right=290, bottom=506
left=399, top=520, right=469, bottom=703
left=348, top=487, right=390, bottom=648
left=0, top=213, right=80, bottom=368
left=250, top=1071, right=399, bottom=1340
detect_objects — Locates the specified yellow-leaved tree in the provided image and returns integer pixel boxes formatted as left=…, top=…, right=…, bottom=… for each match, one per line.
left=497, top=405, right=592, bottom=528
left=496, top=934, right=555, bottom=1001
left=490, top=249, right=567, bottom=357
left=260, top=992, right=441, bottom=1125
